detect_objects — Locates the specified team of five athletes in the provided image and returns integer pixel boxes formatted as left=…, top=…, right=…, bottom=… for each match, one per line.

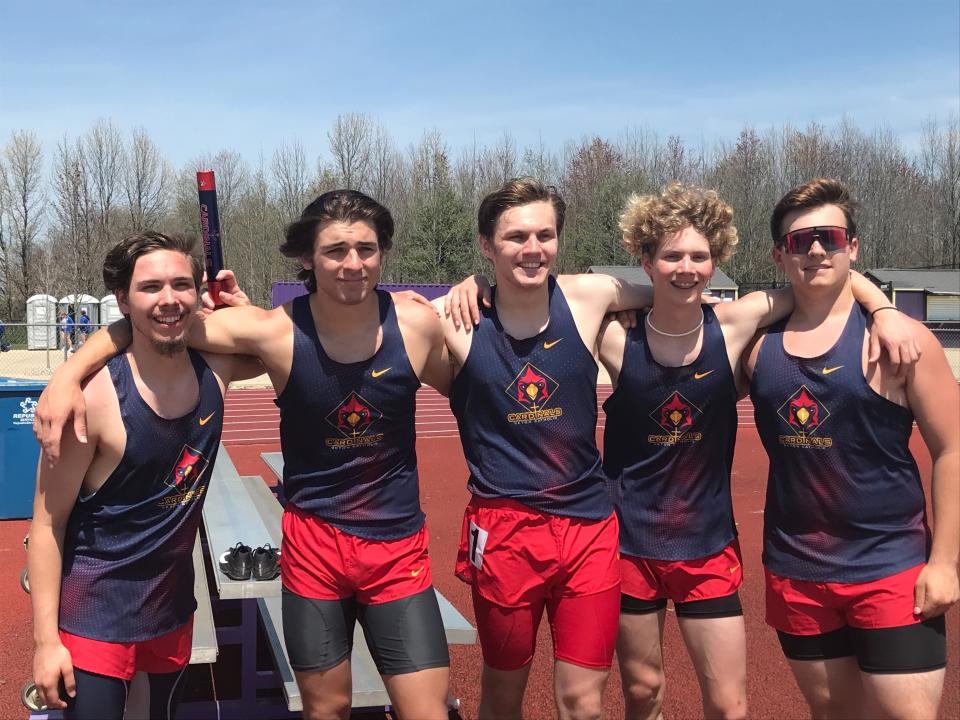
left=29, top=176, right=958, bottom=719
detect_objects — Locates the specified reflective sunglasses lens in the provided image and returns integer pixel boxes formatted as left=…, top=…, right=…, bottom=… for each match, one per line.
left=783, top=227, right=848, bottom=254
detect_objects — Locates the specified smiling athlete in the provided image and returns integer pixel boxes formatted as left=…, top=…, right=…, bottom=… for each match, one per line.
left=598, top=183, right=913, bottom=720
left=33, top=191, right=454, bottom=720
left=29, top=232, right=261, bottom=719
left=743, top=178, right=959, bottom=719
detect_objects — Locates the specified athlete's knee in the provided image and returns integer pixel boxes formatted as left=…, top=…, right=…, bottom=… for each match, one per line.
left=297, top=668, right=352, bottom=720
left=301, top=693, right=351, bottom=720
left=479, top=694, right=524, bottom=720
left=621, top=665, right=665, bottom=715
left=702, top=691, right=747, bottom=720
left=556, top=685, right=603, bottom=720
left=479, top=666, right=528, bottom=720
left=801, top=688, right=850, bottom=720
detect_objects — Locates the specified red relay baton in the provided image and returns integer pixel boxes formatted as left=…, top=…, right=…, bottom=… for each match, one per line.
left=197, top=170, right=226, bottom=308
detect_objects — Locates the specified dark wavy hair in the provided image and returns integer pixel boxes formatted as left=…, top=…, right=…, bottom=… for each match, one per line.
left=477, top=177, right=566, bottom=240
left=280, top=190, right=394, bottom=292
left=103, top=231, right=203, bottom=293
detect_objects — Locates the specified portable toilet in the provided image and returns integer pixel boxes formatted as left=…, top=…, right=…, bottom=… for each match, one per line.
left=26, top=294, right=58, bottom=349
left=58, top=294, right=101, bottom=326
left=100, top=294, right=123, bottom=325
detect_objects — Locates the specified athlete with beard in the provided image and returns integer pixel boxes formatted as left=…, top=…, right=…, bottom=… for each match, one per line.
left=742, top=178, right=959, bottom=719
left=29, top=232, right=262, bottom=719
left=33, top=191, right=453, bottom=720
left=598, top=184, right=913, bottom=720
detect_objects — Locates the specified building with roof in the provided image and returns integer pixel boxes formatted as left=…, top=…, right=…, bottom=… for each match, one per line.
left=864, top=269, right=960, bottom=322
left=587, top=265, right=739, bottom=300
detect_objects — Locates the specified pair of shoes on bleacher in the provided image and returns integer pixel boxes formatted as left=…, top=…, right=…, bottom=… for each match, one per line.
left=220, top=542, right=280, bottom=581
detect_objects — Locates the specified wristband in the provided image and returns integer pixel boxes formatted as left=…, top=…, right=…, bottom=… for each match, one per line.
left=870, top=306, right=898, bottom=317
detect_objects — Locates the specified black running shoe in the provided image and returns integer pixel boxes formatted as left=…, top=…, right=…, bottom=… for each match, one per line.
left=252, top=544, right=281, bottom=581
left=220, top=542, right=252, bottom=580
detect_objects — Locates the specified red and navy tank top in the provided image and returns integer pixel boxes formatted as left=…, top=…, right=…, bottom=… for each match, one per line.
left=603, top=305, right=738, bottom=560
left=450, top=277, right=611, bottom=520
left=59, top=350, right=223, bottom=642
left=751, top=303, right=929, bottom=582
left=277, top=291, right=424, bottom=540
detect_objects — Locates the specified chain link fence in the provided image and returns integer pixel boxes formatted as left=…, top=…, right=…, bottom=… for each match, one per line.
left=929, top=325, right=960, bottom=382
left=0, top=323, right=107, bottom=379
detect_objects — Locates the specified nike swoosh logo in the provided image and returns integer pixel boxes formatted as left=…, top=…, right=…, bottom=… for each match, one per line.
left=543, top=339, right=562, bottom=349
left=371, top=367, right=391, bottom=378
left=728, top=565, right=740, bottom=575
left=822, top=366, right=843, bottom=375
left=410, top=566, right=424, bottom=577
left=199, top=412, right=216, bottom=426
left=694, top=370, right=715, bottom=380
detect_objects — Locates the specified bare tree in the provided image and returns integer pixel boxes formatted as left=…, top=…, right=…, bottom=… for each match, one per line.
left=272, top=139, right=311, bottom=222
left=124, top=127, right=170, bottom=231
left=3, top=130, right=45, bottom=315
left=368, top=124, right=402, bottom=208
left=921, top=117, right=960, bottom=267
left=0, top=152, right=11, bottom=318
left=51, top=136, right=99, bottom=303
left=521, top=136, right=561, bottom=186
left=84, top=120, right=124, bottom=270
left=328, top=113, right=373, bottom=190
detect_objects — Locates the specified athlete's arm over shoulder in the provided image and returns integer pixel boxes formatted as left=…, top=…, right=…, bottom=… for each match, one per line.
left=556, top=272, right=654, bottom=315
left=852, top=271, right=921, bottom=374
left=28, top=370, right=107, bottom=710
left=188, top=304, right=280, bottom=358
left=395, top=295, right=452, bottom=396
left=714, top=288, right=794, bottom=350
left=201, top=352, right=265, bottom=391
left=430, top=295, right=472, bottom=372
left=903, top=322, right=960, bottom=620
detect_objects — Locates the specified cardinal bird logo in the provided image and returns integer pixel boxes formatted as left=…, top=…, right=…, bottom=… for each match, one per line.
left=506, top=363, right=559, bottom=411
left=326, top=392, right=383, bottom=438
left=778, top=385, right=830, bottom=436
left=659, top=393, right=694, bottom=430
left=649, top=391, right=702, bottom=437
left=166, top=446, right=208, bottom=489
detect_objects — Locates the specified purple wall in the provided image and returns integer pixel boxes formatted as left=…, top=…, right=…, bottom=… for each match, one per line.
left=271, top=281, right=452, bottom=308
left=893, top=290, right=925, bottom=321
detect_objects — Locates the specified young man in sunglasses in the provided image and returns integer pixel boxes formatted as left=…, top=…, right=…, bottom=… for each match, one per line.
left=742, top=178, right=959, bottom=719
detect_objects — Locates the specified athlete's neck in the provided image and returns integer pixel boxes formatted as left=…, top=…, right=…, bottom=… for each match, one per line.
left=493, top=276, right=551, bottom=338
left=128, top=335, right=192, bottom=380
left=127, top=339, right=197, bottom=416
left=647, top=295, right=703, bottom=335
left=788, top=280, right=855, bottom=328
left=310, top=289, right=380, bottom=336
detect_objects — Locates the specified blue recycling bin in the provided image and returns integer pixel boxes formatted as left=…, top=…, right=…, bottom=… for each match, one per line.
left=0, top=377, right=46, bottom=519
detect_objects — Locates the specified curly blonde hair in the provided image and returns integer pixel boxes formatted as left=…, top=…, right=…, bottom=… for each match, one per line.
left=619, top=183, right=738, bottom=263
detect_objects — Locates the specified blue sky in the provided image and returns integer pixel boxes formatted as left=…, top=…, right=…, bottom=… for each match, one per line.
left=1, top=0, right=957, bottom=167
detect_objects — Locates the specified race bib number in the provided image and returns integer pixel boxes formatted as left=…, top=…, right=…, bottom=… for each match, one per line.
left=468, top=519, right=489, bottom=570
